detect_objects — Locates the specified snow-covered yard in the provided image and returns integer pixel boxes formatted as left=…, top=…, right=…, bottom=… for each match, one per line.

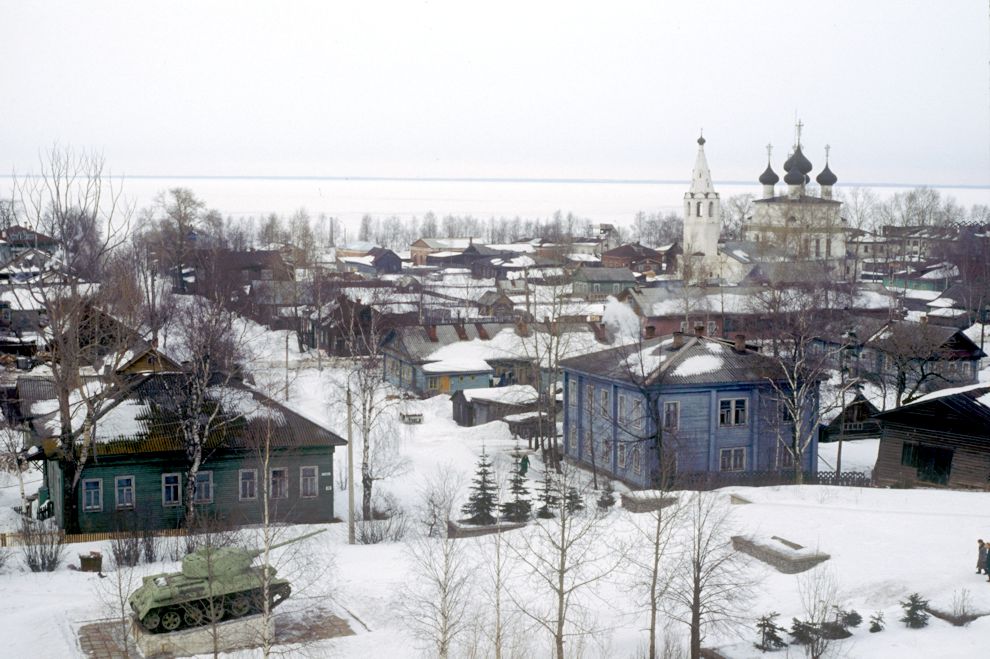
left=2, top=356, right=989, bottom=658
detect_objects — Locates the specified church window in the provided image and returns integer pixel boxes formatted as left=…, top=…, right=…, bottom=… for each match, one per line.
left=815, top=239, right=821, bottom=257
left=708, top=201, right=714, bottom=217
left=826, top=239, right=832, bottom=257
left=696, top=202, right=702, bottom=216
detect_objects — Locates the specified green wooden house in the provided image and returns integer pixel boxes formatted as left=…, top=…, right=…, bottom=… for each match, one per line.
left=25, top=371, right=346, bottom=534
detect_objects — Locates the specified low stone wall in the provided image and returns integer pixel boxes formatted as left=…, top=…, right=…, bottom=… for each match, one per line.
left=447, top=520, right=527, bottom=539
left=620, top=492, right=678, bottom=513
left=731, top=535, right=830, bottom=574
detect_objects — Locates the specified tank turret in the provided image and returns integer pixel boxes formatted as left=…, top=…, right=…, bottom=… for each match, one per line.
left=129, top=528, right=326, bottom=634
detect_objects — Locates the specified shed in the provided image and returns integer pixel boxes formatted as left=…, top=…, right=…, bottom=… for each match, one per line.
left=451, top=384, right=539, bottom=427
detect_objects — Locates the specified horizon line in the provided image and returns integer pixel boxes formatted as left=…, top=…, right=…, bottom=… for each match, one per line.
left=0, top=173, right=987, bottom=191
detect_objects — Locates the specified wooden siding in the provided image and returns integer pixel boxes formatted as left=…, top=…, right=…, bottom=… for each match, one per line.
left=875, top=422, right=990, bottom=490
left=63, top=447, right=335, bottom=533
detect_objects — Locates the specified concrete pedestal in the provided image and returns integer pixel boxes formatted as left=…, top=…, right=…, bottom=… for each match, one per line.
left=132, top=614, right=274, bottom=657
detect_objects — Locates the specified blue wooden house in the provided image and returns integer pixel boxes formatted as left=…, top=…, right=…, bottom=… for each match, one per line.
left=23, top=372, right=346, bottom=533
left=560, top=333, right=817, bottom=488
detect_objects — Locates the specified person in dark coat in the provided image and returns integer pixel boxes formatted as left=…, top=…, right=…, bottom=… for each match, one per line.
left=979, top=540, right=988, bottom=575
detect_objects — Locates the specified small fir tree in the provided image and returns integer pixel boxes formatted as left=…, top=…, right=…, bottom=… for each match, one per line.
left=837, top=607, right=863, bottom=628
left=535, top=475, right=559, bottom=519
left=596, top=479, right=616, bottom=510
left=754, top=612, right=788, bottom=652
left=461, top=447, right=498, bottom=525
left=564, top=486, right=585, bottom=514
left=868, top=611, right=885, bottom=633
left=899, top=593, right=930, bottom=629
left=500, top=453, right=532, bottom=523
left=788, top=618, right=817, bottom=646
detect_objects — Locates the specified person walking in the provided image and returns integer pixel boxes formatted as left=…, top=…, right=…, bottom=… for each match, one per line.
left=979, top=539, right=988, bottom=575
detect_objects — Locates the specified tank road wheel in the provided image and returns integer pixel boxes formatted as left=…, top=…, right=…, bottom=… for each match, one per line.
left=160, top=609, right=183, bottom=632
left=227, top=595, right=251, bottom=618
left=183, top=604, right=204, bottom=627
left=141, top=611, right=161, bottom=632
left=204, top=599, right=225, bottom=624
left=271, top=583, right=292, bottom=609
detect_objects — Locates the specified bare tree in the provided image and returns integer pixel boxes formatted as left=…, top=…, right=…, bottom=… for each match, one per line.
left=667, top=492, right=752, bottom=659
left=795, top=566, right=842, bottom=659
left=399, top=535, right=474, bottom=659
left=508, top=466, right=624, bottom=658
left=14, top=146, right=133, bottom=533
left=867, top=321, right=960, bottom=407
left=0, top=419, right=30, bottom=514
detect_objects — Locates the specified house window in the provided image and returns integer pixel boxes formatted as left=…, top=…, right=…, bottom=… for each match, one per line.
left=586, top=384, right=594, bottom=411
left=114, top=476, right=135, bottom=510
left=612, top=284, right=620, bottom=293
left=618, top=394, right=626, bottom=425
left=599, top=389, right=609, bottom=417
left=568, top=424, right=577, bottom=452
left=271, top=468, right=289, bottom=499
left=568, top=382, right=576, bottom=406
left=193, top=471, right=213, bottom=504
left=901, top=442, right=953, bottom=485
left=239, top=469, right=258, bottom=501
left=632, top=397, right=644, bottom=429
left=427, top=376, right=438, bottom=390
left=584, top=429, right=592, bottom=460
left=679, top=321, right=688, bottom=332
left=162, top=473, right=181, bottom=507
left=719, top=398, right=747, bottom=426
left=655, top=398, right=676, bottom=430
left=601, top=440, right=612, bottom=462
left=301, top=466, right=318, bottom=498
left=720, top=447, right=746, bottom=472
left=632, top=447, right=642, bottom=475
left=618, top=443, right=627, bottom=468
left=82, top=479, right=102, bottom=512
left=778, top=448, right=794, bottom=469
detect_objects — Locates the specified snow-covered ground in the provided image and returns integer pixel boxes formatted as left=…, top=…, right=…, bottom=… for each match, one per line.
left=2, top=336, right=990, bottom=658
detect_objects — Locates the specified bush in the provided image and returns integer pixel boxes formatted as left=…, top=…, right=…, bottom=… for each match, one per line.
left=19, top=518, right=65, bottom=572
left=839, top=608, right=863, bottom=628
left=110, top=533, right=141, bottom=568
left=596, top=479, right=616, bottom=511
left=788, top=618, right=816, bottom=645
left=869, top=611, right=885, bottom=633
left=754, top=612, right=787, bottom=652
left=358, top=492, right=409, bottom=544
left=900, top=593, right=930, bottom=629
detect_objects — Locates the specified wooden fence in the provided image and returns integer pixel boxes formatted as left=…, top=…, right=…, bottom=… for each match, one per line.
left=671, top=470, right=873, bottom=492
left=0, top=526, right=190, bottom=548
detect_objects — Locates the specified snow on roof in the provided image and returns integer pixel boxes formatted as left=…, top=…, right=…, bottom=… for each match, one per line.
left=672, top=354, right=723, bottom=377
left=503, top=411, right=542, bottom=422
left=340, top=255, right=375, bottom=266
left=425, top=326, right=602, bottom=369
left=568, top=253, right=600, bottom=262
left=900, top=289, right=942, bottom=301
left=909, top=382, right=990, bottom=406
left=926, top=297, right=956, bottom=309
left=624, top=345, right=667, bottom=375
left=421, top=359, right=493, bottom=374
left=460, top=384, right=538, bottom=405
left=927, top=307, right=966, bottom=318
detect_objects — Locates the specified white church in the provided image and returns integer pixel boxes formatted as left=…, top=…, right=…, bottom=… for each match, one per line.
left=681, top=127, right=854, bottom=285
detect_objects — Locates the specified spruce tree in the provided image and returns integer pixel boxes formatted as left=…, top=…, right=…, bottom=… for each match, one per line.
left=899, top=593, right=929, bottom=629
left=500, top=452, right=532, bottom=523
left=564, top=486, right=585, bottom=514
left=596, top=479, right=616, bottom=511
left=868, top=611, right=885, bottom=633
left=535, top=475, right=559, bottom=519
left=754, top=612, right=787, bottom=652
left=461, top=447, right=497, bottom=525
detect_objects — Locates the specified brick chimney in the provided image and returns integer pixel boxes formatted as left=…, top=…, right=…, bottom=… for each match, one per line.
left=672, top=331, right=685, bottom=349
left=734, top=334, right=746, bottom=352
left=644, top=325, right=656, bottom=339
left=694, top=324, right=705, bottom=337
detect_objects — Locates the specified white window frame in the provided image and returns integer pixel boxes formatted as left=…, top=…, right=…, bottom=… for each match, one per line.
left=161, top=473, right=181, bottom=507
left=300, top=466, right=319, bottom=499
left=632, top=447, right=642, bottom=475
left=427, top=376, right=438, bottom=390
left=618, top=394, right=626, bottom=425
left=720, top=447, right=746, bottom=472
left=585, top=383, right=594, bottom=411
left=599, top=388, right=609, bottom=417
left=584, top=429, right=592, bottom=460
left=193, top=471, right=214, bottom=504
left=719, top=398, right=748, bottom=427
left=114, top=475, right=135, bottom=510
left=568, top=381, right=576, bottom=406
left=270, top=468, right=289, bottom=500
left=618, top=442, right=627, bottom=468
left=663, top=401, right=680, bottom=432
left=82, top=478, right=102, bottom=512
left=631, top=397, right=643, bottom=430
left=239, top=469, right=258, bottom=501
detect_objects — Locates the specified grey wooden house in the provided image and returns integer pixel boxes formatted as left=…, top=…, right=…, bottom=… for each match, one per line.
left=451, top=384, right=539, bottom=426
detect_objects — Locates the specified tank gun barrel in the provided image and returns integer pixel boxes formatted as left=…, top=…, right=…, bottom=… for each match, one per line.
left=265, top=528, right=327, bottom=553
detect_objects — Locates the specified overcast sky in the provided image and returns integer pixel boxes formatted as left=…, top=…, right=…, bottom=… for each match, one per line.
left=3, top=1, right=989, bottom=189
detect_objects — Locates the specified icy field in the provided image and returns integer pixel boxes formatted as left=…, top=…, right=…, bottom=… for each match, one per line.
left=1, top=364, right=989, bottom=658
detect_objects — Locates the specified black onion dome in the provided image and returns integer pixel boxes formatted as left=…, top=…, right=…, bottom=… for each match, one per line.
left=816, top=163, right=837, bottom=186
left=783, top=152, right=795, bottom=172
left=784, top=166, right=805, bottom=185
left=791, top=145, right=813, bottom=174
left=697, top=135, right=706, bottom=146
left=759, top=164, right=779, bottom=185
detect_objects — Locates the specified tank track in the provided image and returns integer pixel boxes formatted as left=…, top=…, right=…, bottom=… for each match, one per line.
left=133, top=583, right=292, bottom=634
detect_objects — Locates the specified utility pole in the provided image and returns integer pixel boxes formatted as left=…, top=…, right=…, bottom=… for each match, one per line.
left=284, top=332, right=290, bottom=400
left=347, top=386, right=355, bottom=545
